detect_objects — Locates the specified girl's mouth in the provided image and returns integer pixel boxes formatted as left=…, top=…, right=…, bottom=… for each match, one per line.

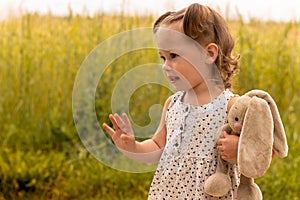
left=168, top=76, right=180, bottom=83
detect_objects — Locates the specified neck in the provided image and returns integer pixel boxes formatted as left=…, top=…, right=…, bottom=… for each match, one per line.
left=183, top=82, right=224, bottom=106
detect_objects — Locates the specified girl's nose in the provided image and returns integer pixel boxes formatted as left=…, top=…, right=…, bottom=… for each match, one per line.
left=162, top=62, right=172, bottom=71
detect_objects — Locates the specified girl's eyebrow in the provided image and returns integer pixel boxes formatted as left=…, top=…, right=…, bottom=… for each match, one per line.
left=158, top=50, right=170, bottom=55
left=158, top=51, right=164, bottom=56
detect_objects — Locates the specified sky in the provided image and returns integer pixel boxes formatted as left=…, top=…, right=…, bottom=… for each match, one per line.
left=0, top=0, right=300, bottom=22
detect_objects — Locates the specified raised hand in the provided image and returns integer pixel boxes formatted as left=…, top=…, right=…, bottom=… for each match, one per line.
left=102, top=113, right=137, bottom=152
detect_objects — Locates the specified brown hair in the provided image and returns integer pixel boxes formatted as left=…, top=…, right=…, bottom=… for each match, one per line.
left=153, top=3, right=239, bottom=89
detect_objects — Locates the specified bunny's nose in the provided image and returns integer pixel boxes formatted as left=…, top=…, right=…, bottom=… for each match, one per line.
left=233, top=122, right=243, bottom=132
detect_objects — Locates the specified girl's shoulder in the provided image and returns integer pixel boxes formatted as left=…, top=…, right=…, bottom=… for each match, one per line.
left=163, top=92, right=180, bottom=111
left=167, top=91, right=185, bottom=108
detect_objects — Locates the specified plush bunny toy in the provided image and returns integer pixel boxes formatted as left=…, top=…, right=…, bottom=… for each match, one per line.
left=204, top=89, right=288, bottom=200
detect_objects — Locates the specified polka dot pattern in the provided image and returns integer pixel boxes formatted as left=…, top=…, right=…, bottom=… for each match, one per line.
left=148, top=90, right=239, bottom=199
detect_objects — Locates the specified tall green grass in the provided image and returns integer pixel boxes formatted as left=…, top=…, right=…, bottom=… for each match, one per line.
left=231, top=19, right=300, bottom=200
left=0, top=12, right=299, bottom=199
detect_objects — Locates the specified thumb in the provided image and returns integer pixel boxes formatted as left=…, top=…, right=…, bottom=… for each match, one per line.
left=222, top=131, right=230, bottom=138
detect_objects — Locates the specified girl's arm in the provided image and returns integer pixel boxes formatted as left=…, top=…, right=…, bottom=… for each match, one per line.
left=102, top=95, right=172, bottom=163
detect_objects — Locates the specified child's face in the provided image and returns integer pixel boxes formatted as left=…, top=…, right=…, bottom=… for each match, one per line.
left=159, top=49, right=205, bottom=91
left=155, top=24, right=208, bottom=92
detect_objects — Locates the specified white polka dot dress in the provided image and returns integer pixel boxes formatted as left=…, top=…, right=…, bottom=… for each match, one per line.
left=148, top=89, right=239, bottom=200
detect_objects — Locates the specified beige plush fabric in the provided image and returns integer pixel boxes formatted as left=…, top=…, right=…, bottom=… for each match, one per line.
left=204, top=89, right=288, bottom=200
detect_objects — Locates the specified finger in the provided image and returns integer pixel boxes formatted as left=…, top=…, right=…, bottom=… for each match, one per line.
left=217, top=137, right=225, bottom=146
left=219, top=147, right=226, bottom=156
left=217, top=146, right=224, bottom=154
left=221, top=154, right=227, bottom=160
left=122, top=113, right=134, bottom=136
left=109, top=114, right=119, bottom=130
left=114, top=113, right=125, bottom=128
left=102, top=123, right=115, bottom=137
left=122, top=113, right=130, bottom=126
left=222, top=131, right=229, bottom=138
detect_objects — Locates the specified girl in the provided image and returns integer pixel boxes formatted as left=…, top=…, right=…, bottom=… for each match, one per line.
left=103, top=3, right=240, bottom=199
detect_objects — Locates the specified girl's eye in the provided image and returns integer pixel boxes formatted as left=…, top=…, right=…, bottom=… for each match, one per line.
left=160, top=56, right=166, bottom=61
left=170, top=53, right=178, bottom=59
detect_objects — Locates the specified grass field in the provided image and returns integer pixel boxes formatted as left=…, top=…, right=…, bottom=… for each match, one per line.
left=0, top=12, right=299, bottom=199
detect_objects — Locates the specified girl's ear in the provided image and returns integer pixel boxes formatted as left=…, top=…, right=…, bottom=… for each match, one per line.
left=245, top=90, right=288, bottom=158
left=238, top=96, right=273, bottom=178
left=205, top=43, right=218, bottom=64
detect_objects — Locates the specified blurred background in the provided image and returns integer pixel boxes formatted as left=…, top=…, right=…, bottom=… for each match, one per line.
left=0, top=0, right=299, bottom=199
left=1, top=0, right=300, bottom=22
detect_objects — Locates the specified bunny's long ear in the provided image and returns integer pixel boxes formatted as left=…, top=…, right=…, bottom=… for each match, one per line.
left=245, top=90, right=288, bottom=158
left=238, top=96, right=273, bottom=178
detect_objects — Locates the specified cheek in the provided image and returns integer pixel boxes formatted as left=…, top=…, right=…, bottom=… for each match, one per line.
left=180, top=67, right=203, bottom=84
